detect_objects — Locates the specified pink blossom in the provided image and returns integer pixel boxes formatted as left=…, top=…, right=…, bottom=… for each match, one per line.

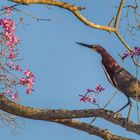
left=12, top=92, right=19, bottom=100
left=134, top=46, right=140, bottom=56
left=0, top=15, right=35, bottom=99
left=79, top=95, right=96, bottom=104
left=24, top=69, right=33, bottom=77
left=26, top=88, right=33, bottom=94
left=8, top=62, right=14, bottom=68
left=0, top=18, right=19, bottom=47
left=8, top=48, right=16, bottom=60
left=79, top=84, right=105, bottom=106
left=20, top=70, right=35, bottom=94
left=20, top=78, right=26, bottom=85
left=6, top=89, right=12, bottom=94
left=15, top=64, right=22, bottom=71
left=121, top=46, right=140, bottom=60
left=95, top=84, right=105, bottom=93
left=4, top=6, right=13, bottom=16
left=8, top=62, right=22, bottom=71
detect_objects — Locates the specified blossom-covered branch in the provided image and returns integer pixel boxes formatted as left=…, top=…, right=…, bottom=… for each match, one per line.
left=0, top=6, right=35, bottom=100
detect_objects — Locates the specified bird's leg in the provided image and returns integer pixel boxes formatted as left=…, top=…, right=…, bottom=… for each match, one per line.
left=114, top=96, right=132, bottom=121
left=127, top=102, right=132, bottom=120
left=116, top=97, right=131, bottom=113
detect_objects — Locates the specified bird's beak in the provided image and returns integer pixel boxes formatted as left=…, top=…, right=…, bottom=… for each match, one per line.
left=76, top=42, right=93, bottom=49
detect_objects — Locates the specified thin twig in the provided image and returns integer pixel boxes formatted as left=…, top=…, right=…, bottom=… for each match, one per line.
left=114, top=0, right=125, bottom=28
left=14, top=8, right=51, bottom=21
left=135, top=57, right=140, bottom=124
left=0, top=4, right=20, bottom=11
left=108, top=17, right=115, bottom=27
left=90, top=91, right=118, bottom=124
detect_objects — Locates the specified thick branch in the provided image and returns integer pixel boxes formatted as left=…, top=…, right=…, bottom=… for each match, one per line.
left=10, top=0, right=85, bottom=10
left=10, top=0, right=116, bottom=32
left=54, top=119, right=133, bottom=140
left=72, top=11, right=116, bottom=32
left=0, top=94, right=140, bottom=135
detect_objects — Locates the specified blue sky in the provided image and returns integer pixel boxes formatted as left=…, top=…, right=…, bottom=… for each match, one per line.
left=0, top=0, right=140, bottom=140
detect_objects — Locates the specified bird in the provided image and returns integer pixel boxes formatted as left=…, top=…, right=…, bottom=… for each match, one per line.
left=76, top=42, right=140, bottom=120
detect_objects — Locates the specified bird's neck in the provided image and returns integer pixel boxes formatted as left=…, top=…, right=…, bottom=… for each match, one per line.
left=100, top=51, right=118, bottom=68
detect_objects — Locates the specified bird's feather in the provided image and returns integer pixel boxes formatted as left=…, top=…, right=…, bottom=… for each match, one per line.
left=113, top=66, right=140, bottom=100
left=101, top=61, right=140, bottom=101
left=101, top=62, right=113, bottom=85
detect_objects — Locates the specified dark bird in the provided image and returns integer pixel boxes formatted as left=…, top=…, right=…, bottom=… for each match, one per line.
left=76, top=42, right=140, bottom=120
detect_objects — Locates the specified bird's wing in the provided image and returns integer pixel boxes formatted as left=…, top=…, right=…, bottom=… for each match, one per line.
left=113, top=67, right=140, bottom=100
left=101, top=61, right=140, bottom=101
left=101, top=62, right=116, bottom=86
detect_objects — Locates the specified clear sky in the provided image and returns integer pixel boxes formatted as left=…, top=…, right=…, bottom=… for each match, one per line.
left=0, top=0, right=140, bottom=140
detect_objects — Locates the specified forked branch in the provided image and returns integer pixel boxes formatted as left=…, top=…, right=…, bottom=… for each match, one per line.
left=10, top=0, right=140, bottom=66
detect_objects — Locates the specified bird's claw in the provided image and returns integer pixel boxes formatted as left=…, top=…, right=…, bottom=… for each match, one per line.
left=113, top=112, right=122, bottom=118
left=122, top=118, right=130, bottom=127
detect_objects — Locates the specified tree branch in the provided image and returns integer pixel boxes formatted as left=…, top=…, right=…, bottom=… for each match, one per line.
left=10, top=0, right=85, bottom=11
left=10, top=0, right=140, bottom=66
left=114, top=0, right=125, bottom=28
left=54, top=119, right=133, bottom=140
left=10, top=0, right=116, bottom=32
left=0, top=94, right=140, bottom=135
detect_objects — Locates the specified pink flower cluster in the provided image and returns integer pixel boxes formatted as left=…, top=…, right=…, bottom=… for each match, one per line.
left=0, top=18, right=19, bottom=48
left=20, top=69, right=35, bottom=94
left=95, top=84, right=105, bottom=93
left=0, top=6, right=36, bottom=100
left=8, top=47, right=17, bottom=60
left=122, top=46, right=140, bottom=60
left=134, top=46, right=140, bottom=55
left=79, top=95, right=96, bottom=104
left=79, top=85, right=105, bottom=105
left=8, top=62, right=22, bottom=71
left=86, top=84, right=105, bottom=94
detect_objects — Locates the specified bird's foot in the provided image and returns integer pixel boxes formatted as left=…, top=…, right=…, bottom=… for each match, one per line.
left=113, top=112, right=122, bottom=118
left=110, top=112, right=130, bottom=127
left=122, top=118, right=130, bottom=127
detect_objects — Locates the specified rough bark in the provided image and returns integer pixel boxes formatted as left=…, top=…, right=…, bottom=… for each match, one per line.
left=0, top=94, right=139, bottom=136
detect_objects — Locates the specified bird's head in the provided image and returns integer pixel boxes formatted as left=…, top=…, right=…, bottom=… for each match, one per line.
left=76, top=42, right=105, bottom=54
left=76, top=42, right=118, bottom=67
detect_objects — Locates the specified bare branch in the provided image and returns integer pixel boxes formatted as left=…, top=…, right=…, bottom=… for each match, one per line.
left=0, top=94, right=140, bottom=135
left=10, top=0, right=140, bottom=66
left=10, top=0, right=116, bottom=32
left=54, top=119, right=133, bottom=140
left=10, top=0, right=85, bottom=11
left=114, top=0, right=125, bottom=28
left=115, top=31, right=133, bottom=51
